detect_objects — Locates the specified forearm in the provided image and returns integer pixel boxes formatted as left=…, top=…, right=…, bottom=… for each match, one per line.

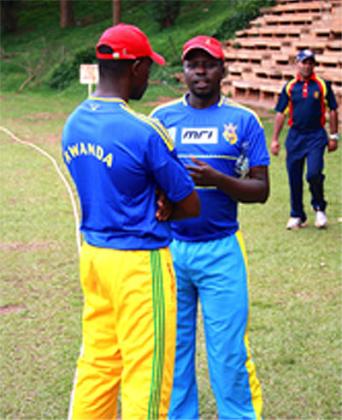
left=329, top=109, right=338, bottom=134
left=169, top=190, right=200, bottom=220
left=213, top=169, right=269, bottom=203
left=272, top=112, right=286, bottom=141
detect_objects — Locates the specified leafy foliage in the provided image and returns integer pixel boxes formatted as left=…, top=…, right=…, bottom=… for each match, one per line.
left=149, top=0, right=182, bottom=29
left=48, top=47, right=96, bottom=90
left=213, top=0, right=275, bottom=40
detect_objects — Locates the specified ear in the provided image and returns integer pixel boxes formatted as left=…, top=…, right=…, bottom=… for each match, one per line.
left=131, top=59, right=142, bottom=77
left=222, top=63, right=227, bottom=78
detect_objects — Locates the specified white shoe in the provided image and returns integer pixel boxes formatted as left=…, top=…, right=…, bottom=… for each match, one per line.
left=286, top=217, right=307, bottom=230
left=315, top=211, right=327, bottom=228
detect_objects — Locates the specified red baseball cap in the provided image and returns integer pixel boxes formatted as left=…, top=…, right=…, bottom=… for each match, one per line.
left=182, top=35, right=224, bottom=61
left=96, top=23, right=165, bottom=65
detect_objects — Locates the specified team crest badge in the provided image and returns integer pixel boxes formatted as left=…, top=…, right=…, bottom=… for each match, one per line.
left=223, top=123, right=238, bottom=145
left=314, top=91, right=320, bottom=99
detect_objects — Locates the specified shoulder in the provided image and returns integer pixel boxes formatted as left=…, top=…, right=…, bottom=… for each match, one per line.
left=123, top=105, right=174, bottom=151
left=150, top=97, right=185, bottom=117
left=221, top=97, right=264, bottom=128
left=284, top=77, right=297, bottom=94
left=313, top=75, right=332, bottom=94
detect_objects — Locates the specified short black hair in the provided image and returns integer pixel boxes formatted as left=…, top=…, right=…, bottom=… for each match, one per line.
left=97, top=45, right=134, bottom=78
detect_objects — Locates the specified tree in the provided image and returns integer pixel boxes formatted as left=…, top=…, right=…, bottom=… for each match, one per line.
left=1, top=0, right=20, bottom=34
left=112, top=0, right=121, bottom=25
left=60, top=0, right=74, bottom=28
left=150, top=0, right=181, bottom=29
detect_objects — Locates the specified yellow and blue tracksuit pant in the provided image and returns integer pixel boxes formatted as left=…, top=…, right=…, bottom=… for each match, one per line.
left=168, top=232, right=262, bottom=420
left=68, top=242, right=176, bottom=420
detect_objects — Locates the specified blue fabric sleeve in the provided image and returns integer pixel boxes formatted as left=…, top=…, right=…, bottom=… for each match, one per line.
left=275, top=85, right=289, bottom=113
left=147, top=132, right=195, bottom=203
left=325, top=81, right=338, bottom=110
left=245, top=115, right=270, bottom=168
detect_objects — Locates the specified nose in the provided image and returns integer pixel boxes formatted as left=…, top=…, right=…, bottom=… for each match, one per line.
left=195, top=63, right=206, bottom=74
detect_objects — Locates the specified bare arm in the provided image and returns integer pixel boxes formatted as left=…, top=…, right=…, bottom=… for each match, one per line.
left=156, top=190, right=200, bottom=221
left=271, top=112, right=286, bottom=156
left=327, top=109, right=339, bottom=152
left=186, top=158, right=269, bottom=203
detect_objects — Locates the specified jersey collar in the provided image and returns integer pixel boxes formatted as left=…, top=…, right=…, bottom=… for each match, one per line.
left=89, top=96, right=128, bottom=105
left=296, top=72, right=316, bottom=82
left=182, top=93, right=225, bottom=108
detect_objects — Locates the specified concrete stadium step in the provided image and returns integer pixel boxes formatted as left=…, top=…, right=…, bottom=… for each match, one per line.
left=326, top=39, right=342, bottom=51
left=316, top=53, right=342, bottom=67
left=261, top=1, right=332, bottom=15
left=316, top=68, right=342, bottom=85
left=223, top=50, right=267, bottom=65
left=231, top=38, right=283, bottom=50
left=237, top=26, right=306, bottom=38
left=262, top=13, right=320, bottom=25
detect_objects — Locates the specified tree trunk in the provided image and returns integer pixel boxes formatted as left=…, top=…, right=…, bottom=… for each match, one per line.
left=112, top=0, right=121, bottom=25
left=1, top=0, right=20, bottom=34
left=60, top=0, right=75, bottom=28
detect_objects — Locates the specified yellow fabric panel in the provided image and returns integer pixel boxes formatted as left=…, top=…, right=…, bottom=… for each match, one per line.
left=69, top=243, right=176, bottom=420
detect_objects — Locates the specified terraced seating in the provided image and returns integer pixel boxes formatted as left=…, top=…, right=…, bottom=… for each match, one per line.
left=222, top=0, right=342, bottom=110
left=260, top=1, right=332, bottom=15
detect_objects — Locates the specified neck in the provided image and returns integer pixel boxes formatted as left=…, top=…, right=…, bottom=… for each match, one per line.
left=187, top=91, right=221, bottom=109
left=93, top=79, right=130, bottom=102
left=298, top=72, right=314, bottom=82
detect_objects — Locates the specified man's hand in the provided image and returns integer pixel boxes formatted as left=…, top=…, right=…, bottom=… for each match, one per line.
left=327, top=140, right=338, bottom=153
left=155, top=190, right=173, bottom=221
left=186, top=157, right=219, bottom=186
left=270, top=139, right=281, bottom=156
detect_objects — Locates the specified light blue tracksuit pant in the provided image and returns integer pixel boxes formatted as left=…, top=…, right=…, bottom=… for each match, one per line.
left=169, top=232, right=262, bottom=420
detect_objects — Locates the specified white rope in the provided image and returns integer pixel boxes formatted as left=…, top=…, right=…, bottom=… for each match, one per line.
left=0, top=126, right=81, bottom=255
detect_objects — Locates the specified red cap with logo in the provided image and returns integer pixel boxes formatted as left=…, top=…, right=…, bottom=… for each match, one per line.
left=96, top=23, right=165, bottom=65
left=182, top=35, right=224, bottom=61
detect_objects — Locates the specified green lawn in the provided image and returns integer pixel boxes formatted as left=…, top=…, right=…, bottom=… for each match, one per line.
left=0, top=89, right=341, bottom=419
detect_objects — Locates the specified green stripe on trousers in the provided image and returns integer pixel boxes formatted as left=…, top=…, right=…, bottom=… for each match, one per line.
left=148, top=250, right=166, bottom=419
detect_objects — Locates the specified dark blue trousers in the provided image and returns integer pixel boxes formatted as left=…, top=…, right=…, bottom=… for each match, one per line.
left=285, top=128, right=328, bottom=221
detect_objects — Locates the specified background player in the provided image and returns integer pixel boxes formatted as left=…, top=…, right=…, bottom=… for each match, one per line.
left=271, top=49, right=339, bottom=229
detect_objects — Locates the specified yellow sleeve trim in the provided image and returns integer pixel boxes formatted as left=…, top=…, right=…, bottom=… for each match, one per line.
left=149, top=98, right=184, bottom=117
left=223, top=97, right=264, bottom=128
left=315, top=75, right=327, bottom=97
left=123, top=105, right=174, bottom=151
left=285, top=78, right=296, bottom=96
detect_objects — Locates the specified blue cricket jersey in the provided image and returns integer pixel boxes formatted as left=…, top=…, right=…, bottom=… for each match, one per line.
left=62, top=97, right=195, bottom=250
left=151, top=95, right=270, bottom=241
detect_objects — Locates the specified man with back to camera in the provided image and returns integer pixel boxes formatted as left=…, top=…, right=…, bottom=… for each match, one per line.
left=62, top=23, right=200, bottom=420
left=271, top=49, right=339, bottom=230
left=151, top=35, right=269, bottom=420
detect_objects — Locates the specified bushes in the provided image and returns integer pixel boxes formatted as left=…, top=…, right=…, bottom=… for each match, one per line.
left=48, top=47, right=96, bottom=90
left=213, top=0, right=275, bottom=40
left=149, top=0, right=182, bottom=29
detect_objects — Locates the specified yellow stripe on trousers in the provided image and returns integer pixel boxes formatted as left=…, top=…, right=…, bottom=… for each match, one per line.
left=236, top=231, right=263, bottom=420
left=148, top=250, right=166, bottom=419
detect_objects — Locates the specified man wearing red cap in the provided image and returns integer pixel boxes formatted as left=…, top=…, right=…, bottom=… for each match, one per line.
left=151, top=35, right=269, bottom=419
left=62, top=23, right=199, bottom=420
left=271, top=49, right=339, bottom=230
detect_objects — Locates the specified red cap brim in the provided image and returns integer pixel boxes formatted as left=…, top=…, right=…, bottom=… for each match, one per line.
left=151, top=51, right=166, bottom=66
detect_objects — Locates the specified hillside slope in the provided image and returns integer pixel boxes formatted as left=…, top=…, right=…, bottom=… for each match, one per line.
left=1, top=0, right=272, bottom=93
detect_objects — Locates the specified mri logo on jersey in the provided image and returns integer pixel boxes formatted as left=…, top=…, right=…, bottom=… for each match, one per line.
left=181, top=128, right=218, bottom=144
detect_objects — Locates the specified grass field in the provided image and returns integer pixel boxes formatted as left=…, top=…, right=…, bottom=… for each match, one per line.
left=0, top=86, right=341, bottom=419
